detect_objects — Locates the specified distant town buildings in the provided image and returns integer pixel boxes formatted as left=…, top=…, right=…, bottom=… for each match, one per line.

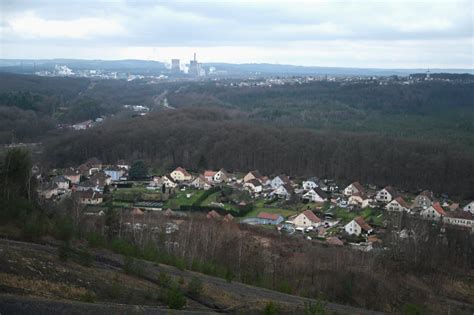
left=171, top=59, right=181, bottom=73
left=188, top=53, right=204, bottom=77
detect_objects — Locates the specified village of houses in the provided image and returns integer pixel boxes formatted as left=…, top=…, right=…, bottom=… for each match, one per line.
left=38, top=158, right=474, bottom=250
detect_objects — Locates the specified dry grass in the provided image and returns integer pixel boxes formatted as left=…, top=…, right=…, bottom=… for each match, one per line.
left=0, top=272, right=90, bottom=300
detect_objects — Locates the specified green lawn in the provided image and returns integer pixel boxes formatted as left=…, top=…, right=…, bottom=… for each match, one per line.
left=331, top=206, right=384, bottom=225
left=199, top=191, right=239, bottom=212
left=244, top=199, right=298, bottom=219
left=164, top=189, right=207, bottom=209
left=112, top=186, right=162, bottom=202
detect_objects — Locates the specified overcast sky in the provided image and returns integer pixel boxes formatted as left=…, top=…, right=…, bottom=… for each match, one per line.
left=1, top=0, right=473, bottom=68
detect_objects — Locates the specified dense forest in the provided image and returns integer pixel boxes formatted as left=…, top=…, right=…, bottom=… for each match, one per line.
left=46, top=108, right=474, bottom=199
left=167, top=80, right=474, bottom=147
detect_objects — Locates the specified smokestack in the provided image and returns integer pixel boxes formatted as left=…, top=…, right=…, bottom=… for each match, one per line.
left=194, top=52, right=196, bottom=61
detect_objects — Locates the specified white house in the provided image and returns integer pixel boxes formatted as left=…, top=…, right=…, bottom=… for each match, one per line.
left=272, top=184, right=292, bottom=200
left=302, top=188, right=328, bottom=203
left=344, top=217, right=373, bottom=236
left=213, top=169, right=228, bottom=183
left=243, top=179, right=263, bottom=193
left=348, top=192, right=370, bottom=208
left=162, top=175, right=178, bottom=188
left=343, top=182, right=364, bottom=196
left=386, top=197, right=410, bottom=212
left=191, top=176, right=212, bottom=190
left=170, top=167, right=192, bottom=182
left=291, top=210, right=322, bottom=228
left=302, top=178, right=319, bottom=191
left=413, top=190, right=434, bottom=210
left=420, top=202, right=446, bottom=220
left=463, top=201, right=474, bottom=214
left=375, top=186, right=397, bottom=203
left=270, top=175, right=290, bottom=189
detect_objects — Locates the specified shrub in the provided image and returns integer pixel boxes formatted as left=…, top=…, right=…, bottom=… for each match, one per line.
left=403, top=303, right=427, bottom=315
left=305, top=300, right=326, bottom=315
left=58, top=242, right=72, bottom=262
left=262, top=301, right=278, bottom=315
left=225, top=268, right=235, bottom=283
left=187, top=276, right=203, bottom=296
left=86, top=232, right=106, bottom=248
left=104, top=281, right=123, bottom=300
left=77, top=249, right=94, bottom=267
left=54, top=217, right=74, bottom=242
left=276, top=280, right=292, bottom=294
left=158, top=271, right=171, bottom=287
left=110, top=239, right=138, bottom=257
left=166, top=286, right=186, bottom=310
left=123, top=256, right=145, bottom=277
left=79, top=291, right=96, bottom=303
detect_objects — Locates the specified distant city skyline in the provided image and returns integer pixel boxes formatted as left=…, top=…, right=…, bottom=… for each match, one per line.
left=1, top=0, right=473, bottom=69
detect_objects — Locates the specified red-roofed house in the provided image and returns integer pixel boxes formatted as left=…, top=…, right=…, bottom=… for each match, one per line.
left=345, top=216, right=373, bottom=236
left=386, top=196, right=410, bottom=212
left=203, top=170, right=217, bottom=182
left=292, top=210, right=322, bottom=228
left=421, top=202, right=446, bottom=220
left=256, top=212, right=284, bottom=225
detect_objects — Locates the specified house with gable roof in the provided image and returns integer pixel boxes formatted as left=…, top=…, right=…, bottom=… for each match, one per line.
left=302, top=187, right=328, bottom=203
left=256, top=212, right=284, bottom=225
left=270, top=175, right=290, bottom=189
left=170, top=167, right=192, bottom=182
left=343, top=182, right=364, bottom=196
left=243, top=170, right=263, bottom=183
left=386, top=196, right=410, bottom=212
left=463, top=201, right=474, bottom=214
left=413, top=190, right=434, bottom=210
left=375, top=186, right=398, bottom=203
left=191, top=175, right=212, bottom=190
left=291, top=210, right=322, bottom=228
left=345, top=216, right=373, bottom=236
left=420, top=202, right=446, bottom=220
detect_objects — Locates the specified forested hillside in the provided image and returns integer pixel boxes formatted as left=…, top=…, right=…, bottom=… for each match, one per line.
left=0, top=74, right=166, bottom=143
left=167, top=80, right=474, bottom=147
left=46, top=108, right=474, bottom=198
